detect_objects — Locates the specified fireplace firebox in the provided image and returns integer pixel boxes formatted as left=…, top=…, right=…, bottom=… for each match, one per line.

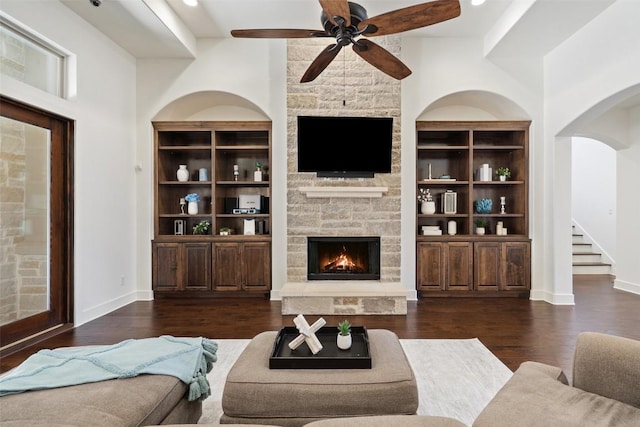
left=307, top=236, right=380, bottom=280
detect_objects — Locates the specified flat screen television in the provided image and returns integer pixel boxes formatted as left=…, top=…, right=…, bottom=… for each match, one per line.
left=297, top=116, right=393, bottom=178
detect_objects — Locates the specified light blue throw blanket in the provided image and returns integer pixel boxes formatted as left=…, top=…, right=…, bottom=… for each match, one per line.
left=0, top=335, right=218, bottom=401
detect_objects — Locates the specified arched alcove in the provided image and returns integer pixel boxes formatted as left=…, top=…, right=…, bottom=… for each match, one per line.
left=153, top=91, right=270, bottom=121
left=417, top=90, right=530, bottom=121
left=555, top=86, right=640, bottom=296
left=557, top=86, right=640, bottom=150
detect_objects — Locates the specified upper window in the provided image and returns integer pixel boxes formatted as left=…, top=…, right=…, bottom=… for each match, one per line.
left=0, top=13, right=74, bottom=98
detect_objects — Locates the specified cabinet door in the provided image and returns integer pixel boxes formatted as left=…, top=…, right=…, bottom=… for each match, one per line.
left=417, top=242, right=445, bottom=291
left=183, top=243, right=211, bottom=291
left=500, top=242, right=530, bottom=290
left=445, top=242, right=473, bottom=291
left=152, top=243, right=181, bottom=291
left=474, top=242, right=500, bottom=291
left=212, top=243, right=242, bottom=291
left=242, top=242, right=271, bottom=291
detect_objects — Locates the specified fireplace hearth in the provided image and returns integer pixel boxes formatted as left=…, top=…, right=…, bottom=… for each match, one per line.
left=307, top=236, right=380, bottom=281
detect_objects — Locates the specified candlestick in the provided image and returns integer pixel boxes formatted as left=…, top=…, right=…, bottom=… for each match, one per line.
left=428, top=163, right=432, bottom=180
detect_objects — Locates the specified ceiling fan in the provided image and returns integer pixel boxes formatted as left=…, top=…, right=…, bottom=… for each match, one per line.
left=230, top=0, right=461, bottom=83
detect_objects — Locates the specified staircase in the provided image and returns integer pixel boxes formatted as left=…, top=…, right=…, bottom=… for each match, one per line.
left=572, top=226, right=613, bottom=276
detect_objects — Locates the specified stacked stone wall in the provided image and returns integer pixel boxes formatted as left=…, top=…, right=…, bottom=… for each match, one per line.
left=286, top=37, right=402, bottom=283
left=0, top=115, right=48, bottom=326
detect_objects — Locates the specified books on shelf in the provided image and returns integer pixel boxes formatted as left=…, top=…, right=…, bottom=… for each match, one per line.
left=421, top=225, right=442, bottom=236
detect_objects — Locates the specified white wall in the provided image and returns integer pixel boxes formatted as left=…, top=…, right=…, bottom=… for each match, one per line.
left=615, top=106, right=640, bottom=294
left=545, top=0, right=640, bottom=296
left=572, top=137, right=616, bottom=262
left=0, top=1, right=138, bottom=325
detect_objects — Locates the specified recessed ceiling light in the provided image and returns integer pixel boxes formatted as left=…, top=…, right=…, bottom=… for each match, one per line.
left=183, top=0, right=198, bottom=6
left=471, top=0, right=486, bottom=5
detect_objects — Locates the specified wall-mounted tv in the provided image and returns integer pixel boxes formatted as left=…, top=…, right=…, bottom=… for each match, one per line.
left=297, top=116, right=393, bottom=178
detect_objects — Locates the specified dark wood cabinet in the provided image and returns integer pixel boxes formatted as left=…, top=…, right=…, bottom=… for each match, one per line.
left=474, top=241, right=500, bottom=291
left=416, top=121, right=530, bottom=297
left=446, top=242, right=473, bottom=291
left=417, top=242, right=473, bottom=291
left=212, top=241, right=271, bottom=292
left=418, top=239, right=529, bottom=296
left=417, top=242, right=445, bottom=291
left=151, top=121, right=271, bottom=297
left=500, top=241, right=530, bottom=291
left=152, top=242, right=211, bottom=292
left=212, top=243, right=242, bottom=291
left=242, top=242, right=271, bottom=291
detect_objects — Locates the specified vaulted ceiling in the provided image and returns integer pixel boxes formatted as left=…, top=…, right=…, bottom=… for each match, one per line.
left=60, top=0, right=615, bottom=60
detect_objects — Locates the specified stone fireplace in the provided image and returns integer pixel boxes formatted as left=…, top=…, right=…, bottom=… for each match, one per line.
left=282, top=36, right=407, bottom=315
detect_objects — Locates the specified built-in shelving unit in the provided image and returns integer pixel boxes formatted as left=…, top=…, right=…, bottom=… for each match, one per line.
left=152, top=121, right=272, bottom=297
left=415, top=121, right=531, bottom=297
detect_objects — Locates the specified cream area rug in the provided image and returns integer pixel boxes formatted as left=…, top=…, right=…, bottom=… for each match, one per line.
left=200, top=338, right=512, bottom=426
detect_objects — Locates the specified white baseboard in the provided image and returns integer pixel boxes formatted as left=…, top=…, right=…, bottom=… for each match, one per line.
left=77, top=291, right=139, bottom=327
left=530, top=289, right=575, bottom=305
left=614, top=279, right=640, bottom=295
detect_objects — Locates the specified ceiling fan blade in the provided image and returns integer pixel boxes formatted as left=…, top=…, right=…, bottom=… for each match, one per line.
left=319, top=0, right=351, bottom=27
left=231, top=29, right=328, bottom=38
left=352, top=39, right=411, bottom=80
left=358, top=0, right=461, bottom=37
left=300, top=44, right=343, bottom=83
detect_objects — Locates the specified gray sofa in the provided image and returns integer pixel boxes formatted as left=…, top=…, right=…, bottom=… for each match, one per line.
left=0, top=374, right=201, bottom=426
left=3, top=332, right=637, bottom=427
left=473, top=331, right=640, bottom=427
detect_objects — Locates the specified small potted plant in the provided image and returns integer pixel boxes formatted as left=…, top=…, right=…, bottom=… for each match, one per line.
left=496, top=167, right=511, bottom=181
left=192, top=220, right=210, bottom=235
left=219, top=227, right=231, bottom=236
left=337, top=320, right=352, bottom=350
left=475, top=218, right=489, bottom=235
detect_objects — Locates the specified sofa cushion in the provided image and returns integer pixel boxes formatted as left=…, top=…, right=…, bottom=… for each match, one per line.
left=0, top=374, right=199, bottom=426
left=304, top=415, right=466, bottom=426
left=473, top=361, right=640, bottom=427
left=573, top=332, right=640, bottom=409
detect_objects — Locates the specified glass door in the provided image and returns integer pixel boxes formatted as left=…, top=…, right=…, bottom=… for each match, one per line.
left=0, top=96, right=73, bottom=349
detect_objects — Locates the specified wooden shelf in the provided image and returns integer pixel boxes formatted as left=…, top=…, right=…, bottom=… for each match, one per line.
left=415, top=120, right=531, bottom=297
left=152, top=121, right=272, bottom=297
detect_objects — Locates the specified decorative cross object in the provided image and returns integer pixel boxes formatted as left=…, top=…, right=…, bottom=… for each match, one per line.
left=288, top=314, right=326, bottom=355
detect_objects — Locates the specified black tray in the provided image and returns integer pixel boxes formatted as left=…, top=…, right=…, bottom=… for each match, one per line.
left=269, top=326, right=371, bottom=369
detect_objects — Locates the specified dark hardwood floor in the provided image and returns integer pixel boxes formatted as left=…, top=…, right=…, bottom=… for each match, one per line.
left=2, top=276, right=638, bottom=381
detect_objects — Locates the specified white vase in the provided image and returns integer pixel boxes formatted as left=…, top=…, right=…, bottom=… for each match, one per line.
left=187, top=201, right=198, bottom=215
left=421, top=201, right=436, bottom=215
left=177, top=165, right=189, bottom=182
left=448, top=220, right=457, bottom=236
left=499, top=175, right=507, bottom=181
left=476, top=227, right=485, bottom=236
left=337, top=334, right=352, bottom=350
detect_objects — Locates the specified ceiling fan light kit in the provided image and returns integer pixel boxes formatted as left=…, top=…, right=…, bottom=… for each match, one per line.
left=231, top=0, right=461, bottom=82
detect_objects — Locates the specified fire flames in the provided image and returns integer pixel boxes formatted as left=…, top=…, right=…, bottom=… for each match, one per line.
left=322, top=246, right=364, bottom=273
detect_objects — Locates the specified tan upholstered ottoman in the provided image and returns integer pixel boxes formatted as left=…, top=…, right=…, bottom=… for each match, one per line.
left=220, top=329, right=418, bottom=426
